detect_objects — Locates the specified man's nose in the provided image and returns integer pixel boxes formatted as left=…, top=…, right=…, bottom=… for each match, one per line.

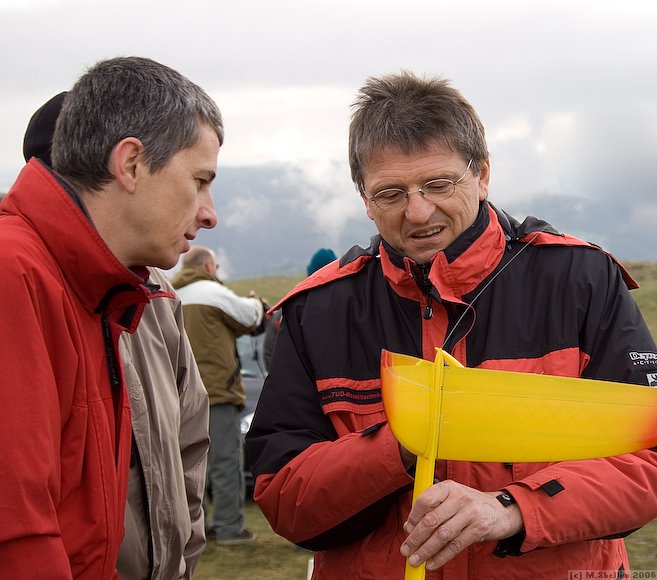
left=197, top=195, right=218, bottom=230
left=404, top=190, right=436, bottom=222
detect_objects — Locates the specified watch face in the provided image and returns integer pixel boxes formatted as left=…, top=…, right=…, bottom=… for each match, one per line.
left=497, top=492, right=515, bottom=506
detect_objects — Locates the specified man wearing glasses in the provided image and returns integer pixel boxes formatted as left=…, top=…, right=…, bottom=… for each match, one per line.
left=247, top=71, right=657, bottom=579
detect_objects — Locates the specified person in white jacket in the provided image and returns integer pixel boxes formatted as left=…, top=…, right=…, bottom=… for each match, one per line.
left=173, top=246, right=264, bottom=545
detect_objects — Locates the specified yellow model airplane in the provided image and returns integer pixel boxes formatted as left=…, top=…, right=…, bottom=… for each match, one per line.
left=380, top=348, right=657, bottom=580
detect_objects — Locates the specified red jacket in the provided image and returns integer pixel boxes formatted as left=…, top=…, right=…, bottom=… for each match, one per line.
left=247, top=202, right=657, bottom=579
left=0, top=160, right=158, bottom=579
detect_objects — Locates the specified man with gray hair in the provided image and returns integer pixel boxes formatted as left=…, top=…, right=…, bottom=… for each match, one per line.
left=21, top=90, right=211, bottom=579
left=0, top=56, right=222, bottom=578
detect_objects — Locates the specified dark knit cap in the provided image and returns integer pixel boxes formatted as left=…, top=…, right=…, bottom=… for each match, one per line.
left=22, top=91, right=68, bottom=166
left=306, top=248, right=337, bottom=276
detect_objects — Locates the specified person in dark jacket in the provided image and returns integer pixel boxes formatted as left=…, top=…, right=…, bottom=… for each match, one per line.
left=246, top=72, right=657, bottom=579
left=263, top=247, right=337, bottom=371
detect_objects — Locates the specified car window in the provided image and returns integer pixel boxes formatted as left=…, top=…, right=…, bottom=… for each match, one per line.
left=237, top=335, right=266, bottom=378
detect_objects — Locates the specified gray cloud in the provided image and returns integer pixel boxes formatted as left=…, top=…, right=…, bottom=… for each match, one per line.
left=2, top=0, right=656, bottom=264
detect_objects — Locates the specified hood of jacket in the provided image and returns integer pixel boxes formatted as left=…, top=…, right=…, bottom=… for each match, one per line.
left=2, top=159, right=157, bottom=330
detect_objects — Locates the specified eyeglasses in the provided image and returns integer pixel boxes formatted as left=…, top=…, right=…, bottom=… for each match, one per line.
left=367, top=158, right=474, bottom=212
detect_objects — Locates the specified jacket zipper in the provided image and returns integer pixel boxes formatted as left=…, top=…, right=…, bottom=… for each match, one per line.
left=102, top=314, right=122, bottom=389
left=419, top=264, right=434, bottom=320
left=101, top=314, right=124, bottom=463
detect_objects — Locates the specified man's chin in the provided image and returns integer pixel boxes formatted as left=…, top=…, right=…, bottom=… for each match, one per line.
left=407, top=250, right=441, bottom=266
left=150, top=253, right=180, bottom=271
left=408, top=240, right=451, bottom=265
left=159, top=242, right=191, bottom=270
left=165, top=259, right=182, bottom=271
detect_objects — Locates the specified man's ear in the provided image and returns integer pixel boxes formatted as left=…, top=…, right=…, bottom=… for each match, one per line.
left=110, top=137, right=144, bottom=193
left=477, top=158, right=491, bottom=202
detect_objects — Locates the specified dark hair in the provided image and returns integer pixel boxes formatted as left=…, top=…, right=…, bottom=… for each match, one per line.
left=51, top=56, right=224, bottom=192
left=22, top=91, right=67, bottom=165
left=349, top=71, right=488, bottom=193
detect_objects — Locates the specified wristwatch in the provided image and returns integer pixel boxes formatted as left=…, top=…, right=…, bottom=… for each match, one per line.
left=496, top=491, right=516, bottom=507
left=493, top=491, right=525, bottom=557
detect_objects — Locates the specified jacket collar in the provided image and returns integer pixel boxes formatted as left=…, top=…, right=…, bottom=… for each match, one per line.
left=4, top=159, right=153, bottom=331
left=273, top=201, right=509, bottom=311
left=380, top=201, right=508, bottom=303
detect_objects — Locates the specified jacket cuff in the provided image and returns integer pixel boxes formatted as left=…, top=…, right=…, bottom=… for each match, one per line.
left=493, top=529, right=526, bottom=557
left=375, top=422, right=416, bottom=485
left=503, top=481, right=552, bottom=552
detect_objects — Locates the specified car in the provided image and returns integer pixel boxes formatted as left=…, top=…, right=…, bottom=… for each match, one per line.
left=236, top=333, right=267, bottom=491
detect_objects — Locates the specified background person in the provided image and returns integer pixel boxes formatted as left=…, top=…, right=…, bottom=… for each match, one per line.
left=22, top=92, right=211, bottom=579
left=0, top=56, right=222, bottom=579
left=305, top=248, right=338, bottom=277
left=263, top=247, right=337, bottom=371
left=246, top=71, right=657, bottom=579
left=173, top=246, right=265, bottom=545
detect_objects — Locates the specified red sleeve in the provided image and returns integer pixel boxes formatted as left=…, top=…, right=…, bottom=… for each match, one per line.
left=0, top=257, right=73, bottom=578
left=508, top=450, right=657, bottom=551
left=253, top=424, right=412, bottom=543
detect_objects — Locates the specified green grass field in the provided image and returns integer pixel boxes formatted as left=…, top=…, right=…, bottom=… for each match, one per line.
left=199, top=261, right=657, bottom=579
left=196, top=500, right=312, bottom=580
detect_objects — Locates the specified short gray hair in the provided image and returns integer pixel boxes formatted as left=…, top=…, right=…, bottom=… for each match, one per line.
left=52, top=56, right=224, bottom=192
left=349, top=71, right=488, bottom=194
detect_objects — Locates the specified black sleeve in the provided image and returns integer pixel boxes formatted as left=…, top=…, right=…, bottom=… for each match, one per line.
left=580, top=254, right=657, bottom=384
left=246, top=297, right=339, bottom=478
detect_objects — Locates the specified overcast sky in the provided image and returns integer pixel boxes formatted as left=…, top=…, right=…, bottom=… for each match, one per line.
left=1, top=0, right=656, bottom=261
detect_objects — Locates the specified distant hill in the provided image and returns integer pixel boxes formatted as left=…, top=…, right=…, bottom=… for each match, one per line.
left=195, top=163, right=376, bottom=280
left=189, top=163, right=657, bottom=281
left=624, top=261, right=657, bottom=285
left=227, top=275, right=303, bottom=306
left=228, top=261, right=657, bottom=339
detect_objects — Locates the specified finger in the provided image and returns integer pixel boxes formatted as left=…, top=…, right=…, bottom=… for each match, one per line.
left=401, top=510, right=443, bottom=557
left=404, top=482, right=450, bottom=528
left=401, top=501, right=462, bottom=559
left=424, top=537, right=466, bottom=570
left=425, top=523, right=487, bottom=570
left=405, top=514, right=467, bottom=567
left=403, top=494, right=495, bottom=564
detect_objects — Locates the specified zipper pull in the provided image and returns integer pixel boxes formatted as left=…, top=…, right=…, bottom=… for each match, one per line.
left=424, top=294, right=433, bottom=320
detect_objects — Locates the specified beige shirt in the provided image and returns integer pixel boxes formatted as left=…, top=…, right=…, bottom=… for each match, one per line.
left=117, top=268, right=209, bottom=579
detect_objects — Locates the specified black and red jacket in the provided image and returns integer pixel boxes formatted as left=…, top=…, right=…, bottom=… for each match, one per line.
left=247, top=201, right=657, bottom=580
